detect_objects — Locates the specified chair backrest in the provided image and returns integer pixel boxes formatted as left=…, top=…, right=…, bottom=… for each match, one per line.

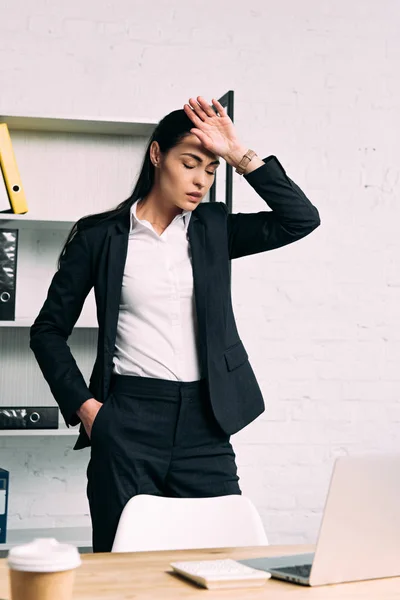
left=112, top=494, right=268, bottom=553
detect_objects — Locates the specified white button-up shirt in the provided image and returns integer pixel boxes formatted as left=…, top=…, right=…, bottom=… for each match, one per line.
left=112, top=199, right=202, bottom=381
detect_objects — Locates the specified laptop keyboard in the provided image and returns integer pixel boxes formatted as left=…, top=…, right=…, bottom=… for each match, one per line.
left=274, top=564, right=312, bottom=579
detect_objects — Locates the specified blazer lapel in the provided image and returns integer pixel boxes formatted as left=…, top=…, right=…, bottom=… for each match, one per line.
left=188, top=212, right=208, bottom=375
left=104, top=214, right=130, bottom=360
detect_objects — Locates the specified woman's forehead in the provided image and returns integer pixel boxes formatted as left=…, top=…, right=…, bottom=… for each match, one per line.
left=176, top=137, right=218, bottom=161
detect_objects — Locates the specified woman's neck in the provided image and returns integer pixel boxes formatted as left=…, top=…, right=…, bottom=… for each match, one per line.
left=136, top=195, right=183, bottom=228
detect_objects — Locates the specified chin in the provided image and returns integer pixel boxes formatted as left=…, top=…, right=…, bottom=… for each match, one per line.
left=184, top=197, right=202, bottom=208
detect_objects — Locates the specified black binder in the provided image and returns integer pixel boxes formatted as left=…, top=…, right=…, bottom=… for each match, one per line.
left=0, top=228, right=18, bottom=321
left=0, top=468, right=9, bottom=544
left=0, top=407, right=59, bottom=429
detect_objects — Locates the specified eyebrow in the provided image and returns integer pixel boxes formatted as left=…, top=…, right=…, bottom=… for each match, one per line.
left=180, top=152, right=220, bottom=166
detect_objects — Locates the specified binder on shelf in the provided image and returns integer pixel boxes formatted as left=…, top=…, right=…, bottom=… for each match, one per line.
left=0, top=163, right=11, bottom=212
left=0, top=407, right=59, bottom=429
left=0, top=228, right=18, bottom=320
left=0, top=123, right=28, bottom=214
left=0, top=468, right=9, bottom=544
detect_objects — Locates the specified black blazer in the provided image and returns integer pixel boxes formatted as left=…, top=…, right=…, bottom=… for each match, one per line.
left=30, top=156, right=320, bottom=450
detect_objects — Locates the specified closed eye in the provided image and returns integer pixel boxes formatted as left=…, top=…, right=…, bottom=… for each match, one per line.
left=184, top=164, right=215, bottom=176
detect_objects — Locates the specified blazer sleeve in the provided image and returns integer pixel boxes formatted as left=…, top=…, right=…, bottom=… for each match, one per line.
left=30, top=225, right=94, bottom=427
left=226, top=155, right=321, bottom=259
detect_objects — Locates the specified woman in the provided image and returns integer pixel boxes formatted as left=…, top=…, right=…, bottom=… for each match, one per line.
left=30, top=96, right=320, bottom=552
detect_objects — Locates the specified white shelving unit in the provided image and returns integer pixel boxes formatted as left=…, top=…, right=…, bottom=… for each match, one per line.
left=0, top=112, right=158, bottom=543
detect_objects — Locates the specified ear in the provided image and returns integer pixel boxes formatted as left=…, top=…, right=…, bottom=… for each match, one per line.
left=149, top=141, right=161, bottom=167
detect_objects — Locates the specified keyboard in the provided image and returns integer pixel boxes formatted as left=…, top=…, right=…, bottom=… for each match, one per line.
left=170, top=558, right=270, bottom=589
left=273, top=564, right=312, bottom=579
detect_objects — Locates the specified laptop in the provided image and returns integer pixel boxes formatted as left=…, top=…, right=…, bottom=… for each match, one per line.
left=240, top=453, right=400, bottom=586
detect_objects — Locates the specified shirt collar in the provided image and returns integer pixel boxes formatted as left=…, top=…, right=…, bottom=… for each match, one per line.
left=130, top=199, right=192, bottom=233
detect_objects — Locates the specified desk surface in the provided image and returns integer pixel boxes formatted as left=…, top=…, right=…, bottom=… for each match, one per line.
left=1, top=544, right=400, bottom=599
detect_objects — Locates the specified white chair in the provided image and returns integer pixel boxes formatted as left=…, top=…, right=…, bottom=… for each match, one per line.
left=111, top=494, right=268, bottom=553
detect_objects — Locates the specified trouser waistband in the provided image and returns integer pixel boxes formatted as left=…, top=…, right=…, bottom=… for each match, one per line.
left=110, top=373, right=208, bottom=400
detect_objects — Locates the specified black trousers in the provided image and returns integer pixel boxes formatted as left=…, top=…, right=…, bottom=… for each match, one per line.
left=86, top=374, right=241, bottom=552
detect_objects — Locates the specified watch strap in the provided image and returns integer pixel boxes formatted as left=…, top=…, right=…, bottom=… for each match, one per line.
left=235, top=149, right=257, bottom=175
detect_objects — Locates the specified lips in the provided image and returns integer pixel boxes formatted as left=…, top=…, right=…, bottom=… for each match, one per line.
left=187, top=192, right=201, bottom=200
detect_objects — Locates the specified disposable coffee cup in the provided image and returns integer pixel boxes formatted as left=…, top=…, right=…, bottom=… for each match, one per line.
left=7, top=537, right=81, bottom=600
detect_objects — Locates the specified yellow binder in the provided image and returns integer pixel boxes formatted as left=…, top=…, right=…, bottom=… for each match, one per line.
left=0, top=123, right=28, bottom=214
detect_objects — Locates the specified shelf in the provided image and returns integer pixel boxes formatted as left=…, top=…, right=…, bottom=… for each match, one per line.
left=0, top=425, right=80, bottom=437
left=0, top=318, right=97, bottom=328
left=0, top=113, right=158, bottom=136
left=0, top=214, right=76, bottom=230
left=0, top=526, right=92, bottom=551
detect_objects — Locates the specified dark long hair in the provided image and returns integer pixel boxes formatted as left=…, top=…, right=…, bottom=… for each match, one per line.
left=58, top=108, right=194, bottom=267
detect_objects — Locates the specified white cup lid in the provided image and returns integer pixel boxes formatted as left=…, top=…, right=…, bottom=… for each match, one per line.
left=8, top=538, right=82, bottom=572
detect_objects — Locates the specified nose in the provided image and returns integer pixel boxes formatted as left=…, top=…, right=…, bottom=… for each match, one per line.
left=192, top=171, right=207, bottom=190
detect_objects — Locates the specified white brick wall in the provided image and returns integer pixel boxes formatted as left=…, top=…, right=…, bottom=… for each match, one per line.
left=1, top=0, right=399, bottom=545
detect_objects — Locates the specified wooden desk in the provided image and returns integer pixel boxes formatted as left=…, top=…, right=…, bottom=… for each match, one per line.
left=1, top=545, right=400, bottom=599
